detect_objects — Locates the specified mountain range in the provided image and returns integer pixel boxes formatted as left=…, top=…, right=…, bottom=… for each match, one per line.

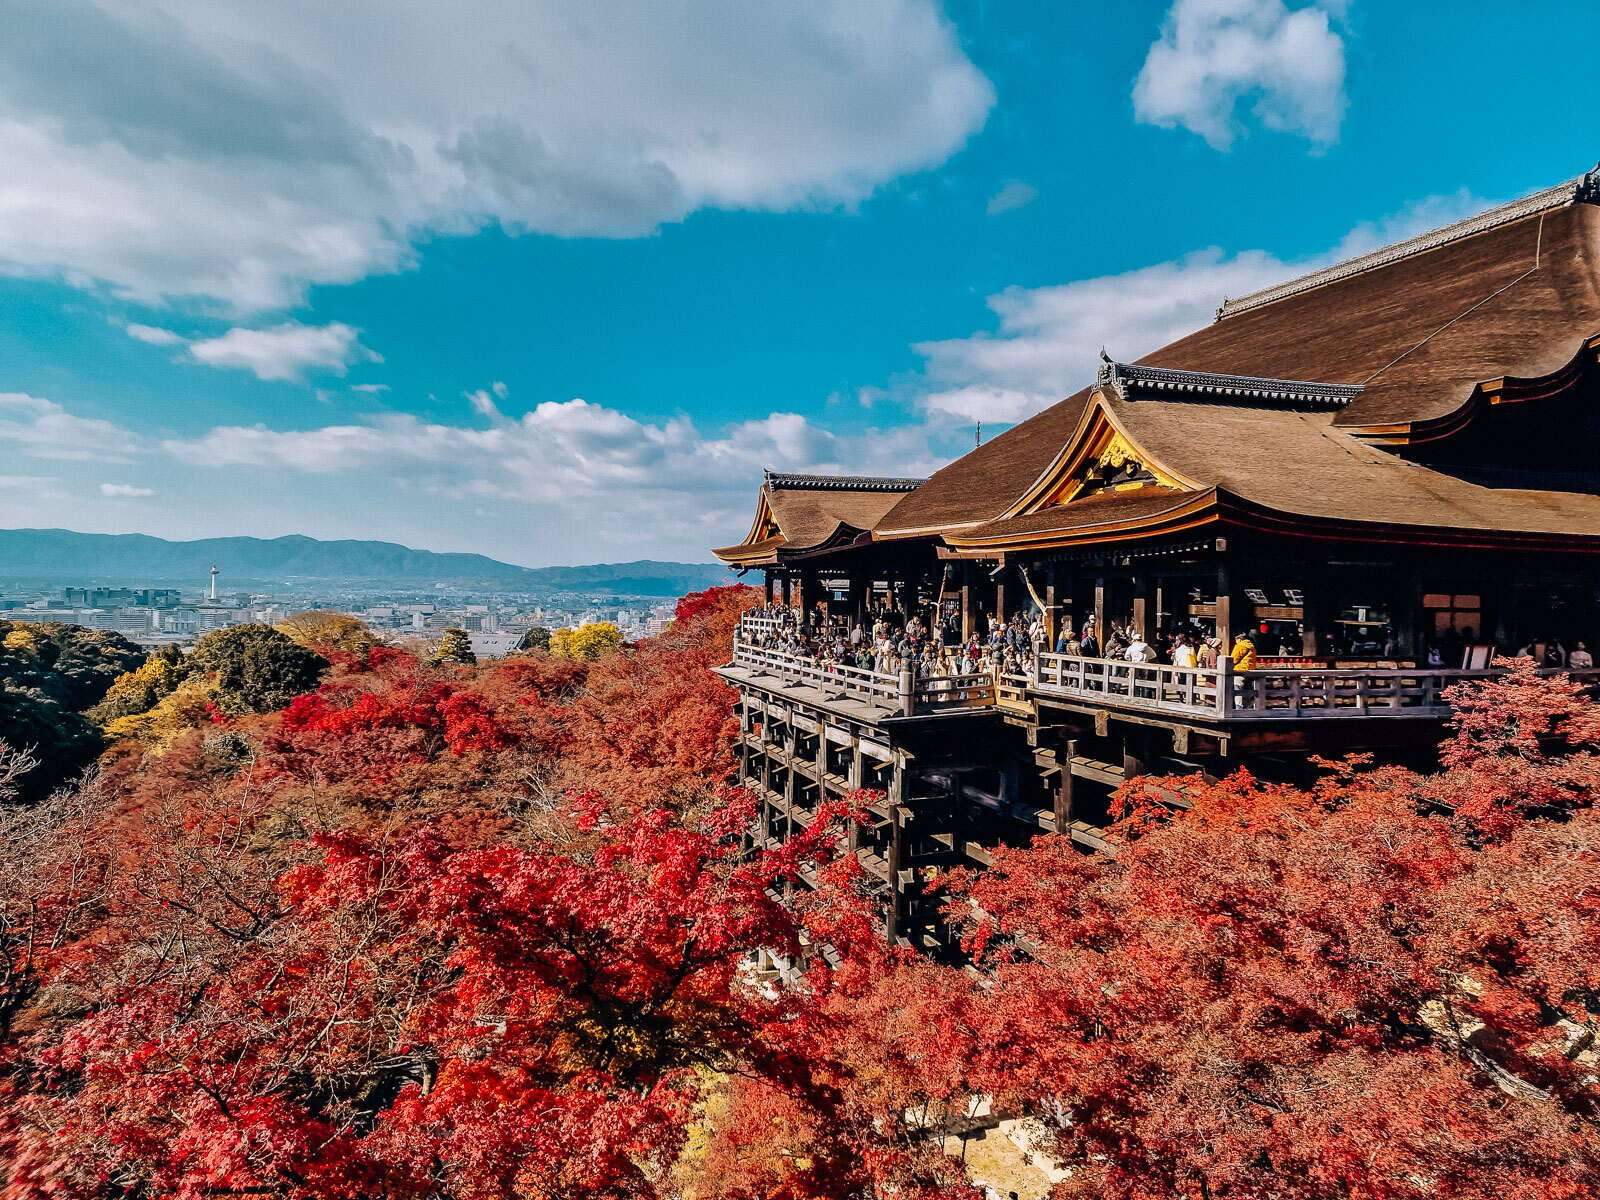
left=0, top=529, right=735, bottom=595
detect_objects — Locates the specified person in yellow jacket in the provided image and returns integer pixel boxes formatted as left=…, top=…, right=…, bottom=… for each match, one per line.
left=1230, top=631, right=1257, bottom=671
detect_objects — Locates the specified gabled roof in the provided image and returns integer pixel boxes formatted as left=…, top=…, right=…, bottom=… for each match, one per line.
left=946, top=380, right=1600, bottom=554
left=713, top=471, right=924, bottom=566
left=879, top=163, right=1600, bottom=540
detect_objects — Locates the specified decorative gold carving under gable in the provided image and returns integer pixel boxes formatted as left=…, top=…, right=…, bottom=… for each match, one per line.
left=1046, top=430, right=1168, bottom=505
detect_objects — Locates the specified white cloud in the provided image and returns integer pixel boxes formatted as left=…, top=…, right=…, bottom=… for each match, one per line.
left=0, top=474, right=60, bottom=496
left=350, top=382, right=388, bottom=394
left=0, top=0, right=992, bottom=311
left=125, top=322, right=184, bottom=345
left=99, top=482, right=156, bottom=497
left=915, top=248, right=1294, bottom=421
left=185, top=321, right=381, bottom=381
left=1133, top=0, right=1347, bottom=150
left=913, top=189, right=1492, bottom=425
left=159, top=390, right=946, bottom=554
left=985, top=180, right=1038, bottom=216
left=0, top=392, right=138, bottom=461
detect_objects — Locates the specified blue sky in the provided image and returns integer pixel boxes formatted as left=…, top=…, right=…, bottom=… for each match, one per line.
left=1, top=0, right=1596, bottom=564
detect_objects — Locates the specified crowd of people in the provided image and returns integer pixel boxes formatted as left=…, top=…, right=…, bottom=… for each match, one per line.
left=741, top=603, right=1600, bottom=687
left=739, top=603, right=1262, bottom=682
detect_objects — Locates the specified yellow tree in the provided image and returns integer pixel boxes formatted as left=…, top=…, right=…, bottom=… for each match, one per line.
left=549, top=622, right=624, bottom=662
left=275, top=611, right=377, bottom=656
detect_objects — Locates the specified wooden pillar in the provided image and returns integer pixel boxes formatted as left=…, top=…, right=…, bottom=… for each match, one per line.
left=960, top=572, right=974, bottom=642
left=1301, top=569, right=1325, bottom=657
left=994, top=568, right=1008, bottom=626
left=763, top=573, right=774, bottom=606
left=1123, top=726, right=1154, bottom=780
left=1055, top=736, right=1077, bottom=831
left=1215, top=559, right=1235, bottom=648
left=1131, top=575, right=1151, bottom=643
left=1392, top=561, right=1421, bottom=660
left=758, top=697, right=773, bottom=845
left=798, top=570, right=816, bottom=624
left=1490, top=572, right=1512, bottom=650
left=847, top=738, right=863, bottom=853
left=1093, top=576, right=1107, bottom=644
left=885, top=756, right=906, bottom=942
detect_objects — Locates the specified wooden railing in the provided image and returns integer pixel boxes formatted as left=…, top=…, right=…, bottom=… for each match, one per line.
left=738, top=612, right=794, bottom=641
left=912, top=670, right=996, bottom=712
left=731, top=641, right=902, bottom=707
left=730, top=638, right=994, bottom=715
left=1034, top=653, right=1600, bottom=721
left=734, top=628, right=1600, bottom=724
left=1035, top=653, right=1226, bottom=718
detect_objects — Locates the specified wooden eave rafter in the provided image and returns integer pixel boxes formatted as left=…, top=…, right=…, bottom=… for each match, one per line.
left=1214, top=489, right=1600, bottom=553
left=945, top=488, right=1222, bottom=552
left=779, top=522, right=874, bottom=561
left=712, top=533, right=785, bottom=567
left=742, top=488, right=779, bottom=546
left=713, top=488, right=787, bottom=565
left=1342, top=331, right=1600, bottom=446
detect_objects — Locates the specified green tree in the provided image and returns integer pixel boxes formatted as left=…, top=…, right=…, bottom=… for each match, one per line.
left=191, top=625, right=328, bottom=714
left=517, top=625, right=552, bottom=653
left=0, top=620, right=147, bottom=799
left=431, top=628, right=477, bottom=666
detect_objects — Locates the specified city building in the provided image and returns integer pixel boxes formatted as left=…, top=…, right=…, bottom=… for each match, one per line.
left=713, top=163, right=1600, bottom=954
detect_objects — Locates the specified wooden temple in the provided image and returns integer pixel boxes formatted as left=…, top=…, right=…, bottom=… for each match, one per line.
left=712, top=164, right=1600, bottom=954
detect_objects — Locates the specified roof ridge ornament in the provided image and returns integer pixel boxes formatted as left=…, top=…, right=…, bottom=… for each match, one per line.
left=1098, top=358, right=1363, bottom=408
left=1217, top=167, right=1596, bottom=322
left=1577, top=161, right=1600, bottom=205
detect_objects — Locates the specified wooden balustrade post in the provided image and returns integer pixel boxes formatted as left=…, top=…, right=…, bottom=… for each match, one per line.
left=899, top=665, right=916, bottom=717
left=1217, top=654, right=1233, bottom=716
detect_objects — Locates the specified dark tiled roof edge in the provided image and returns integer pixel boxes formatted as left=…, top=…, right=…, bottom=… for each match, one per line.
left=1098, top=355, right=1363, bottom=408
left=1216, top=164, right=1600, bottom=322
left=763, top=470, right=924, bottom=492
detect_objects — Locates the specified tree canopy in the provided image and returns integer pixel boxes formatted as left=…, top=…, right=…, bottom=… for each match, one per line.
left=191, top=623, right=329, bottom=714
left=0, top=620, right=146, bottom=799
left=430, top=627, right=476, bottom=665
left=276, top=611, right=378, bottom=657
left=549, top=621, right=623, bottom=662
left=1, top=584, right=1595, bottom=1200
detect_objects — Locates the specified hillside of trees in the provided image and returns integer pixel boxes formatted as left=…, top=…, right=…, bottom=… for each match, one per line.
left=0, top=587, right=1596, bottom=1199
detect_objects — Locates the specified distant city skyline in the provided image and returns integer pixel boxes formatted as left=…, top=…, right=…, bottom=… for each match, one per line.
left=1, top=2, right=1596, bottom=562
